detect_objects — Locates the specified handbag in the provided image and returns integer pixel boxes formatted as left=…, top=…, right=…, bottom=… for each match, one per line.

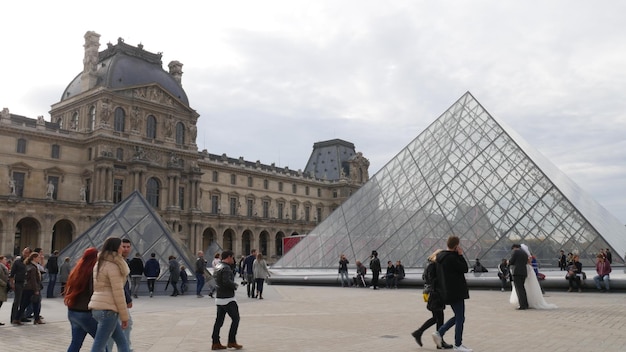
left=427, top=291, right=445, bottom=311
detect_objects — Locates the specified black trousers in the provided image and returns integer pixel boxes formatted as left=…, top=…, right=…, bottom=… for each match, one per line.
left=513, top=275, right=529, bottom=308
left=11, top=282, right=24, bottom=321
left=212, top=301, right=240, bottom=344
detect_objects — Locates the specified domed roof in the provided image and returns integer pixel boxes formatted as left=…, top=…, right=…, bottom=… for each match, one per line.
left=61, top=38, right=189, bottom=106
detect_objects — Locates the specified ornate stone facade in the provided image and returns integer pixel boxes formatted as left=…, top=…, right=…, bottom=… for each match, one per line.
left=0, top=32, right=369, bottom=262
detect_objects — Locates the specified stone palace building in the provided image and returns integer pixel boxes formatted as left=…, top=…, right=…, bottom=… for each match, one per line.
left=0, top=31, right=370, bottom=261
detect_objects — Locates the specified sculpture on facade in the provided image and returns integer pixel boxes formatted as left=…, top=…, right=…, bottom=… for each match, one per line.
left=46, top=181, right=55, bottom=199
left=8, top=178, right=16, bottom=195
left=80, top=185, right=86, bottom=202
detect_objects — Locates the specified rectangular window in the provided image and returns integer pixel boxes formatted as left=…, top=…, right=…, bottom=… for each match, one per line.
left=179, top=187, right=185, bottom=210
left=291, top=204, right=297, bottom=220
left=12, top=172, right=25, bottom=197
left=247, top=199, right=254, bottom=217
left=17, top=138, right=26, bottom=154
left=113, top=179, right=123, bottom=203
left=333, top=190, right=338, bottom=198
left=230, top=174, right=236, bottom=185
left=211, top=195, right=219, bottom=214
left=316, top=207, right=322, bottom=222
left=248, top=176, right=253, bottom=187
left=88, top=147, right=92, bottom=161
left=262, top=200, right=269, bottom=218
left=305, top=186, right=309, bottom=196
left=278, top=203, right=284, bottom=219
left=305, top=206, right=311, bottom=222
left=212, top=171, right=219, bottom=182
left=116, top=148, right=124, bottom=161
left=230, top=197, right=237, bottom=215
left=292, top=184, right=297, bottom=194
left=317, top=188, right=321, bottom=197
left=263, top=179, right=269, bottom=190
left=51, top=144, right=60, bottom=159
left=278, top=182, right=283, bottom=192
left=47, top=176, right=59, bottom=200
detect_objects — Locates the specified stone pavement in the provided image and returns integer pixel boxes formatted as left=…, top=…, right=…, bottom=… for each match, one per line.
left=1, top=284, right=624, bottom=351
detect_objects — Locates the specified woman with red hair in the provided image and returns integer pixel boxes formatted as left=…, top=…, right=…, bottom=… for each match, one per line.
left=64, top=247, right=99, bottom=352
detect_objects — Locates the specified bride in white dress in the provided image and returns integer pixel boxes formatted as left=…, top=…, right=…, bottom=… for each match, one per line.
left=510, top=244, right=557, bottom=309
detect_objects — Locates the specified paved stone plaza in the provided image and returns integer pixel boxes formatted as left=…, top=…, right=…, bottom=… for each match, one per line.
left=1, top=284, right=624, bottom=351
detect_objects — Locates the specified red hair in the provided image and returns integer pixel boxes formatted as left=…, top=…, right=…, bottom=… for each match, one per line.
left=64, top=247, right=98, bottom=308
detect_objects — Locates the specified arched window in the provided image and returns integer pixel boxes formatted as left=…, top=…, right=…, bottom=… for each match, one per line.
left=146, top=115, right=157, bottom=139
left=146, top=177, right=160, bottom=208
left=88, top=106, right=96, bottom=131
left=56, top=117, right=64, bottom=129
left=176, top=122, right=185, bottom=145
left=114, top=107, right=126, bottom=132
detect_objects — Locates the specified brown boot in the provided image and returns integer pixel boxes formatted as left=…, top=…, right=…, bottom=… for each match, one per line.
left=211, top=343, right=227, bottom=350
left=34, top=319, right=46, bottom=325
left=227, top=342, right=243, bottom=349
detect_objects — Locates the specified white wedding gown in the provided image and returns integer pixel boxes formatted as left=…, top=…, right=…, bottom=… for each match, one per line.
left=510, top=264, right=557, bottom=309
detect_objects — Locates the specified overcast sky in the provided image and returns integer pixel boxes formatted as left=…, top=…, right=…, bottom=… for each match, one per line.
left=1, top=1, right=625, bottom=224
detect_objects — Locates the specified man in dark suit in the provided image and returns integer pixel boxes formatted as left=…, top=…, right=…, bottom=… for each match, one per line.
left=509, top=244, right=529, bottom=310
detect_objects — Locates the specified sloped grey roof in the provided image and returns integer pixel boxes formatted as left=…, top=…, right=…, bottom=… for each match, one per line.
left=304, top=139, right=357, bottom=180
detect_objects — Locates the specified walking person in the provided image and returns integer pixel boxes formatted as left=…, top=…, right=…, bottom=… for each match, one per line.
left=211, top=250, right=242, bottom=350
left=107, top=238, right=134, bottom=352
left=9, top=247, right=31, bottom=325
left=129, top=253, right=144, bottom=298
left=168, top=255, right=180, bottom=297
left=242, top=249, right=257, bottom=298
left=0, top=255, right=9, bottom=326
left=338, top=254, right=350, bottom=287
left=88, top=237, right=130, bottom=352
left=45, top=250, right=60, bottom=298
left=64, top=247, right=100, bottom=351
left=195, top=251, right=207, bottom=298
left=17, top=252, right=45, bottom=324
left=509, top=244, right=529, bottom=310
left=143, top=253, right=160, bottom=297
left=369, top=250, right=381, bottom=290
left=59, top=257, right=71, bottom=296
left=432, top=236, right=472, bottom=352
left=208, top=252, right=221, bottom=298
left=253, top=253, right=271, bottom=299
left=412, top=249, right=453, bottom=349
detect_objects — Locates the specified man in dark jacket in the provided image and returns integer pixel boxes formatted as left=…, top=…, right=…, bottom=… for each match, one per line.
left=45, top=250, right=59, bottom=298
left=432, top=236, right=472, bottom=352
left=9, top=247, right=31, bottom=324
left=509, top=244, right=529, bottom=309
left=143, top=253, right=160, bottom=297
left=211, top=250, right=242, bottom=350
left=369, top=250, right=381, bottom=290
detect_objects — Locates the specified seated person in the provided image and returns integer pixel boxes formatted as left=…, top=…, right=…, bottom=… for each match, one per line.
left=471, top=258, right=488, bottom=273
left=497, top=258, right=510, bottom=292
left=593, top=253, right=611, bottom=292
left=393, top=260, right=405, bottom=288
left=567, top=255, right=583, bottom=292
left=384, top=261, right=396, bottom=288
left=353, top=260, right=367, bottom=287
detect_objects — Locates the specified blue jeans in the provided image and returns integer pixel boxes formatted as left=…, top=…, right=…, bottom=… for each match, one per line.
left=594, top=274, right=610, bottom=290
left=68, top=309, right=98, bottom=352
left=91, top=310, right=129, bottom=352
left=196, top=273, right=205, bottom=295
left=438, top=300, right=465, bottom=347
left=212, top=301, right=240, bottom=344
left=107, top=311, right=132, bottom=352
left=339, top=271, right=350, bottom=287
left=47, top=273, right=58, bottom=298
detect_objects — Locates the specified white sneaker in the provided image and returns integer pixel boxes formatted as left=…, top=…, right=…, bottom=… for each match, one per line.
left=454, top=344, right=473, bottom=351
left=432, top=332, right=442, bottom=348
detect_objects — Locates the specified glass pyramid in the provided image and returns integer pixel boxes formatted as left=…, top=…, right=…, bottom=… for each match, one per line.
left=274, top=92, right=626, bottom=269
left=58, top=190, right=196, bottom=280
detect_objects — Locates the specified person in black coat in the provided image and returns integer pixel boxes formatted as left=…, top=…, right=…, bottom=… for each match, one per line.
left=432, top=236, right=471, bottom=351
left=369, top=250, right=381, bottom=290
left=508, top=244, right=529, bottom=310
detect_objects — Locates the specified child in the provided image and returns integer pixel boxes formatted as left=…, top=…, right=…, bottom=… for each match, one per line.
left=180, top=265, right=188, bottom=295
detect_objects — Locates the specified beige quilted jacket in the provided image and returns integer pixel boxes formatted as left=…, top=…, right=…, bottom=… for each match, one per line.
left=88, top=252, right=130, bottom=322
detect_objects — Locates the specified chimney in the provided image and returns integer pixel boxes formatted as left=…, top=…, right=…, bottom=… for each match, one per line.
left=168, top=60, right=183, bottom=86
left=81, top=31, right=101, bottom=92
